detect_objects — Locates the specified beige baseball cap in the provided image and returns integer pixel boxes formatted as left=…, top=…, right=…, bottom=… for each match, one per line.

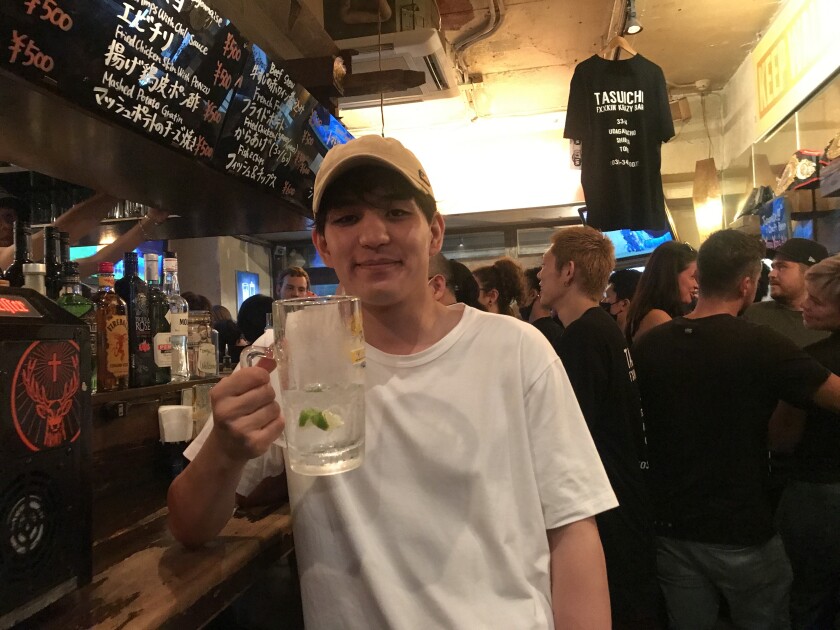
left=312, top=135, right=434, bottom=217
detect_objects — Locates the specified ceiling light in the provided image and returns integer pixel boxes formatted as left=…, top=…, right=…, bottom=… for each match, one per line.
left=624, top=0, right=643, bottom=35
left=693, top=158, right=723, bottom=241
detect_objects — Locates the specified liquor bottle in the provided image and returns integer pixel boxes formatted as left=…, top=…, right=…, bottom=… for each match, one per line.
left=4, top=219, right=33, bottom=287
left=92, top=262, right=128, bottom=392
left=57, top=261, right=98, bottom=392
left=162, top=253, right=189, bottom=381
left=144, top=253, right=171, bottom=385
left=22, top=263, right=47, bottom=295
left=43, top=226, right=62, bottom=299
left=115, top=252, right=153, bottom=387
left=59, top=231, right=70, bottom=265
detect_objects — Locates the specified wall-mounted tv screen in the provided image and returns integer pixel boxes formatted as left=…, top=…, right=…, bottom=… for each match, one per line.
left=578, top=207, right=673, bottom=260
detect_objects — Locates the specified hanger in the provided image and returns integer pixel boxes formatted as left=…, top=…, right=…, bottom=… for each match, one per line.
left=600, top=35, right=637, bottom=60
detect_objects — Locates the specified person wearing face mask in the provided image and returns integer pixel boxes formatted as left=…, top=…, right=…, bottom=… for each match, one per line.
left=601, top=269, right=642, bottom=331
left=538, top=226, right=662, bottom=629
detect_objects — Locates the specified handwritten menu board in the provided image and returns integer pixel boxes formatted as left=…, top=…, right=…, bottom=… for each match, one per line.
left=1, top=0, right=351, bottom=211
left=213, top=44, right=353, bottom=207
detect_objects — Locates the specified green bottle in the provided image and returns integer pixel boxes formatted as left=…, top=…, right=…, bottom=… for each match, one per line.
left=57, top=261, right=97, bottom=393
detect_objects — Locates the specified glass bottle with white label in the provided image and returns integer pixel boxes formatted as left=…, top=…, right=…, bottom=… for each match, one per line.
left=162, top=253, right=189, bottom=381
left=144, top=253, right=171, bottom=385
left=188, top=311, right=217, bottom=378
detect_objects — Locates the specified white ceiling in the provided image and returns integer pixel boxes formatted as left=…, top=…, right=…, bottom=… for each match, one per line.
left=442, top=0, right=782, bottom=118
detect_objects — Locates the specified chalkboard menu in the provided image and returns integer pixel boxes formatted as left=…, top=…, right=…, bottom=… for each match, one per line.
left=213, top=44, right=353, bottom=208
left=0, top=0, right=351, bottom=212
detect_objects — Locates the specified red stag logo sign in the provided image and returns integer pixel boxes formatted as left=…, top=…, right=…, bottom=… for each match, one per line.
left=12, top=341, right=82, bottom=450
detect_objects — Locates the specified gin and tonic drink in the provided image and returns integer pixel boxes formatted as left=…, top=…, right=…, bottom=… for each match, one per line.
left=247, top=295, right=366, bottom=475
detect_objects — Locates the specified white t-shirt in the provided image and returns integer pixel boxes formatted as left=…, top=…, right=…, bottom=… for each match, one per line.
left=186, top=305, right=617, bottom=629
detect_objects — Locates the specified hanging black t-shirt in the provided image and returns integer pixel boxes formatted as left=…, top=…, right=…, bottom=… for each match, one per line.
left=557, top=307, right=659, bottom=619
left=793, top=332, right=840, bottom=483
left=564, top=54, right=675, bottom=231
left=633, top=314, right=830, bottom=546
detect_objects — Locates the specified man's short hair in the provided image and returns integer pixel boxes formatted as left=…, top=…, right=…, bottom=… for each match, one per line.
left=805, top=253, right=840, bottom=307
left=429, top=253, right=453, bottom=283
left=609, top=269, right=642, bottom=301
left=313, top=136, right=436, bottom=234
left=697, top=230, right=765, bottom=299
left=549, top=226, right=615, bottom=300
left=277, top=266, right=310, bottom=290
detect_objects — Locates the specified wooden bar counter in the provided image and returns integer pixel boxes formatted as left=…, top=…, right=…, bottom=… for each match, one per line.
left=25, top=377, right=294, bottom=629
left=30, top=503, right=292, bottom=629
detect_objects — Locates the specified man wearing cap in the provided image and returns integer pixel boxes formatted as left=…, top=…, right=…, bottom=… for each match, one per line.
left=743, top=238, right=831, bottom=348
left=633, top=230, right=840, bottom=629
left=169, top=135, right=618, bottom=629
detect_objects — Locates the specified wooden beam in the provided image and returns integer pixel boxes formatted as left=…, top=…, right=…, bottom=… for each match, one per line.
left=205, top=0, right=338, bottom=62
left=342, top=70, right=426, bottom=97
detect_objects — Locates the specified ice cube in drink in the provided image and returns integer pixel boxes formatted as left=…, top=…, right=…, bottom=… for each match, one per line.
left=281, top=383, right=365, bottom=475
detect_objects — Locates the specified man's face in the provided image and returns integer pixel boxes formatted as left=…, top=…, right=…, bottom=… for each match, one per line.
left=0, top=205, right=16, bottom=248
left=769, top=258, right=807, bottom=305
left=279, top=275, right=308, bottom=299
left=312, top=190, right=442, bottom=309
left=537, top=249, right=566, bottom=310
left=802, top=282, right=840, bottom=330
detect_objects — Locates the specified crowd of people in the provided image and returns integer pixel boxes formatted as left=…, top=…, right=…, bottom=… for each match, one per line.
left=166, top=135, right=840, bottom=630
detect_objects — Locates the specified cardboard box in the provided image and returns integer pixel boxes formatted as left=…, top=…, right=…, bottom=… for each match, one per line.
left=669, top=97, right=691, bottom=123
left=728, top=214, right=761, bottom=235
left=784, top=188, right=840, bottom=214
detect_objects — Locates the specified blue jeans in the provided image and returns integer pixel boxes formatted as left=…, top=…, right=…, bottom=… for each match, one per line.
left=656, top=535, right=792, bottom=630
left=777, top=481, right=840, bottom=630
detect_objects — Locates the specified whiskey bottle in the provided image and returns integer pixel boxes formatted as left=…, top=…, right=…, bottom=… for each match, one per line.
left=115, top=252, right=153, bottom=387
left=92, top=262, right=128, bottom=392
left=162, top=252, right=189, bottom=381
left=43, top=226, right=62, bottom=299
left=57, top=261, right=97, bottom=392
left=144, top=253, right=171, bottom=385
left=4, top=219, right=33, bottom=287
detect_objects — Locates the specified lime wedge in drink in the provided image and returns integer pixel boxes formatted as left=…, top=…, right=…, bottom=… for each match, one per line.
left=298, top=408, right=342, bottom=431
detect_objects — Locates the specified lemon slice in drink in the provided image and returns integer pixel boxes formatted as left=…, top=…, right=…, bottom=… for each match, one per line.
left=322, top=410, right=344, bottom=430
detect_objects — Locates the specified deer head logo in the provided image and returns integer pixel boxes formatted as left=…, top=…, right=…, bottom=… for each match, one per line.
left=21, top=355, right=79, bottom=448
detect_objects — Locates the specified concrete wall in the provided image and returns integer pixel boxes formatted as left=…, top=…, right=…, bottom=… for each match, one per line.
left=169, top=236, right=271, bottom=317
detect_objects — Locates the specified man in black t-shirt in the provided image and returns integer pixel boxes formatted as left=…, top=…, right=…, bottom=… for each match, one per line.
left=539, top=226, right=661, bottom=628
left=633, top=230, right=840, bottom=629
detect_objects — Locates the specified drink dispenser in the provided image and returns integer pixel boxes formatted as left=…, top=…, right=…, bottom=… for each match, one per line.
left=0, top=286, right=92, bottom=627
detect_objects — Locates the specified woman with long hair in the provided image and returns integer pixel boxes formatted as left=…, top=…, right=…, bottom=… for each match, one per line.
left=625, top=241, right=698, bottom=343
left=473, top=257, right=526, bottom=317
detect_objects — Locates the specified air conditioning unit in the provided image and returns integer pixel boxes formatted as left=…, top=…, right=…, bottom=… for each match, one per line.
left=337, top=28, right=461, bottom=110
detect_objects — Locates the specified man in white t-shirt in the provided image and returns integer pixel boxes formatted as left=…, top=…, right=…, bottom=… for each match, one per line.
left=168, top=135, right=618, bottom=629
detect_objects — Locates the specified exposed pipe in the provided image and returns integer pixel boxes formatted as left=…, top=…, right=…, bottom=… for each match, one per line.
left=453, top=0, right=506, bottom=53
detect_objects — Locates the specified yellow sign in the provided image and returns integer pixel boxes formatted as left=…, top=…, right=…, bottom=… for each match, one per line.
left=754, top=0, right=840, bottom=140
